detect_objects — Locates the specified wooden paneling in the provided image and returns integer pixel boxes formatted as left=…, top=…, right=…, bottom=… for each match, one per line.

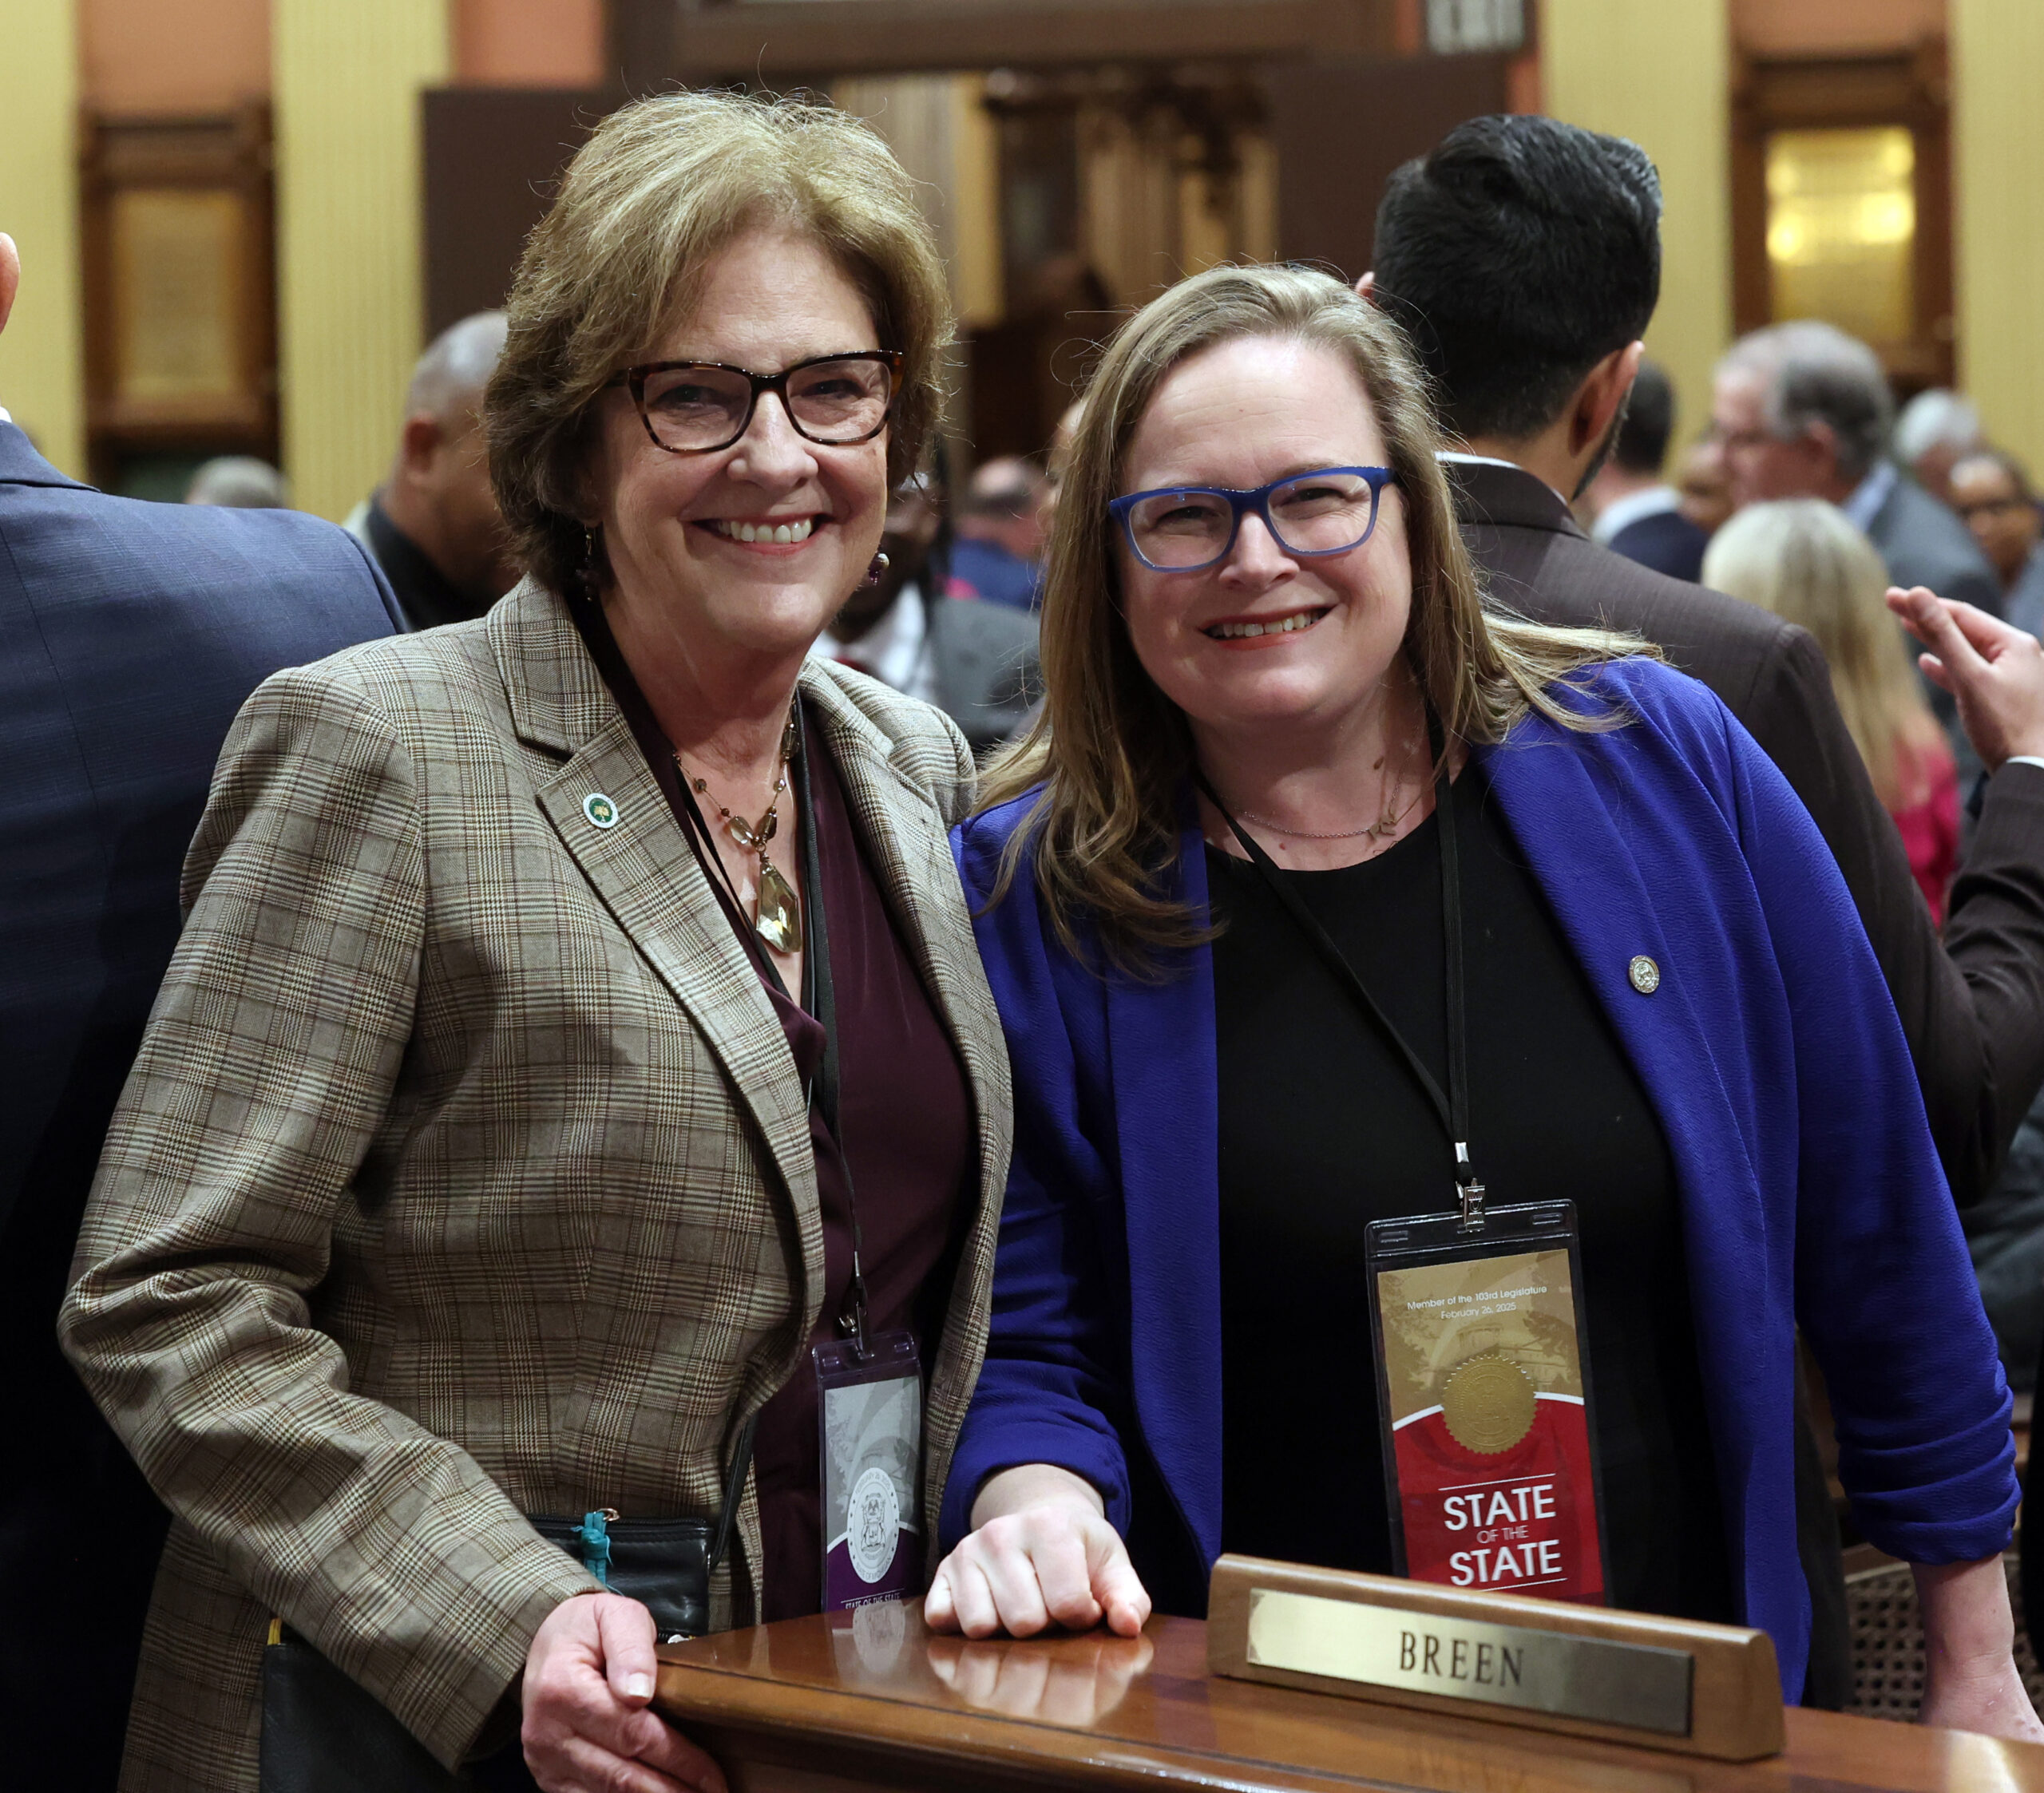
left=1265, top=51, right=1514, bottom=283
left=663, top=0, right=1400, bottom=84
left=1729, top=44, right=1954, bottom=392
left=422, top=88, right=600, bottom=335
left=80, top=108, right=278, bottom=487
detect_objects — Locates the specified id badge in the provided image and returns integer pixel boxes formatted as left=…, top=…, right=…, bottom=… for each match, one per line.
left=814, top=1329, right=923, bottom=1611
left=1364, top=1201, right=1608, bottom=1605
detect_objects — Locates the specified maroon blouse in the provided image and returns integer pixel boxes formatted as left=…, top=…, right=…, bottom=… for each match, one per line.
left=572, top=604, right=972, bottom=1620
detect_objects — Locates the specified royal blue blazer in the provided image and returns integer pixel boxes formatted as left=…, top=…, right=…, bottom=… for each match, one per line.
left=943, top=656, right=2016, bottom=1702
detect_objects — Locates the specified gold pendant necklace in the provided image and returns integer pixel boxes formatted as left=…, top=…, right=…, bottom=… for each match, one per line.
left=679, top=703, right=805, bottom=955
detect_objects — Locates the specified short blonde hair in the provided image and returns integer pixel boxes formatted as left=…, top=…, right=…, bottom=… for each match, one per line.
left=1702, top=499, right=1939, bottom=807
left=487, top=90, right=953, bottom=596
left=978, top=262, right=1640, bottom=968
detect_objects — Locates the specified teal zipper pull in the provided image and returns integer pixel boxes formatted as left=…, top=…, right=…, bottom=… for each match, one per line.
left=572, top=1507, right=618, bottom=1586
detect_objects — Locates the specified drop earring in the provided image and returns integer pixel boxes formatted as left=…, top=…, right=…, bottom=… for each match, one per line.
left=863, top=551, right=891, bottom=588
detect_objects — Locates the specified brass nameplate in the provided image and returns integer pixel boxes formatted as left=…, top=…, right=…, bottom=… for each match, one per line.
left=1246, top=1587, right=1692, bottom=1735
left=1207, top=1557, right=1784, bottom=1761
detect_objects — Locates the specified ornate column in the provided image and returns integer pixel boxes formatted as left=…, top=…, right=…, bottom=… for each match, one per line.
left=273, top=0, right=450, bottom=520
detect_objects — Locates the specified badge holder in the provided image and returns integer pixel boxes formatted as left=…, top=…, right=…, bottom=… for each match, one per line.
left=1365, top=1198, right=1610, bottom=1605
left=779, top=722, right=925, bottom=1614
left=815, top=1327, right=923, bottom=1611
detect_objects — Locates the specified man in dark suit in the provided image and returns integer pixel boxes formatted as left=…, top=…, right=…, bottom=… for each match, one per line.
left=0, top=231, right=404, bottom=1791
left=1583, top=358, right=1709, bottom=582
left=345, top=308, right=519, bottom=629
left=1713, top=321, right=2002, bottom=618
left=1369, top=117, right=2044, bottom=1708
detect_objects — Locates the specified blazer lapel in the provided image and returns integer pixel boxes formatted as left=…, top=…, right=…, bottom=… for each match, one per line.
left=1107, top=818, right=1224, bottom=1567
left=493, top=586, right=826, bottom=1323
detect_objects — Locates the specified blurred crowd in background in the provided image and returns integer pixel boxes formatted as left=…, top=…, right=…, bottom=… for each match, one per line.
left=156, top=238, right=2044, bottom=1406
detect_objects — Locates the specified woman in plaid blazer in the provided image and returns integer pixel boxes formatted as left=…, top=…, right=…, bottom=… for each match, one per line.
left=61, top=94, right=1011, bottom=1793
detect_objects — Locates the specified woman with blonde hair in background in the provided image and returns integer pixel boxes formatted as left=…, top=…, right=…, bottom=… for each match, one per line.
left=1705, top=500, right=1959, bottom=923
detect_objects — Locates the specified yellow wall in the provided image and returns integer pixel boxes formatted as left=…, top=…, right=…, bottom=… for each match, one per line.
left=273, top=0, right=450, bottom=520
left=1543, top=0, right=1733, bottom=451
left=1952, top=0, right=2044, bottom=475
left=0, top=0, right=85, bottom=474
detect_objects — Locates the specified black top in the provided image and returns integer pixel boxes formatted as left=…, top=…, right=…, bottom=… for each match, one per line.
left=363, top=497, right=488, bottom=631
left=1209, top=763, right=1735, bottom=1623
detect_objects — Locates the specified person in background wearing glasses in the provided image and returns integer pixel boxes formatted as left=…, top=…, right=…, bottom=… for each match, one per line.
left=1950, top=449, right=2044, bottom=641
left=810, top=463, right=1044, bottom=754
left=925, top=263, right=2038, bottom=1741
left=60, top=92, right=1012, bottom=1793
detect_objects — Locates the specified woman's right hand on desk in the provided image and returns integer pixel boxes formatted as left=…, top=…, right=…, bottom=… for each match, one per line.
left=521, top=1591, right=728, bottom=1793
left=926, top=1463, right=1152, bottom=1640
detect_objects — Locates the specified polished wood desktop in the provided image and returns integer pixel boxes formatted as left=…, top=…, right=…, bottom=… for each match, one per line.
left=654, top=1601, right=2044, bottom=1792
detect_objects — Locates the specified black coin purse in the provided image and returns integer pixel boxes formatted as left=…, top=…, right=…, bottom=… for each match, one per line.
left=258, top=1419, right=755, bottom=1792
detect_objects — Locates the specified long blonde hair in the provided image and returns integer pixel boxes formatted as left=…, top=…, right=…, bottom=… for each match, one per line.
left=977, top=263, right=1642, bottom=969
left=1701, top=500, right=1943, bottom=808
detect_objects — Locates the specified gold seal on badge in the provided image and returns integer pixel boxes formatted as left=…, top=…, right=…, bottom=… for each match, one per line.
left=1440, top=1352, right=1538, bottom=1454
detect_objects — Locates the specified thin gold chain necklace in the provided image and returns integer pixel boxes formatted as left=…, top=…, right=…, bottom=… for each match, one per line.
left=1236, top=782, right=1429, bottom=842
left=676, top=701, right=803, bottom=953
left=1232, top=728, right=1432, bottom=845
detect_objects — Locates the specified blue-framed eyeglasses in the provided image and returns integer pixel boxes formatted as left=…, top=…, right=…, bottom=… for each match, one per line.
left=1108, top=465, right=1399, bottom=572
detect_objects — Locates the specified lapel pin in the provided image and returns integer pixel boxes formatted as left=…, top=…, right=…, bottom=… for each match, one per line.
left=583, top=793, right=620, bottom=829
left=1628, top=954, right=1661, bottom=995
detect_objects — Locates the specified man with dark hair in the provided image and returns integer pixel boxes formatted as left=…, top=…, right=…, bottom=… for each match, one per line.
left=812, top=469, right=1042, bottom=753
left=1584, top=358, right=1709, bottom=581
left=1371, top=113, right=1660, bottom=461
left=1371, top=113, right=2044, bottom=1708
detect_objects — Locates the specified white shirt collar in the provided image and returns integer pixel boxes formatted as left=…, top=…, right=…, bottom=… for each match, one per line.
left=0, top=404, right=12, bottom=424
left=1590, top=483, right=1680, bottom=544
left=1436, top=449, right=1526, bottom=473
left=1843, top=461, right=1899, bottom=532
left=810, top=580, right=934, bottom=703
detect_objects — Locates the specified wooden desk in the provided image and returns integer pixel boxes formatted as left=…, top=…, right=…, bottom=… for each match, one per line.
left=656, top=1602, right=2044, bottom=1793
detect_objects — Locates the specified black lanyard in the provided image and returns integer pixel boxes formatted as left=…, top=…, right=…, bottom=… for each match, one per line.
left=1198, top=707, right=1487, bottom=1230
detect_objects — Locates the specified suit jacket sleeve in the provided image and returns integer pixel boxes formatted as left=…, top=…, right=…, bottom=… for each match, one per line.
left=1703, top=692, right=2020, bottom=1560
left=59, top=666, right=596, bottom=1770
left=939, top=809, right=1137, bottom=1548
left=1735, top=623, right=2044, bottom=1203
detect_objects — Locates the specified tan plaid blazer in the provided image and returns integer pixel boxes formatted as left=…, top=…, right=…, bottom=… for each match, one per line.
left=59, top=582, right=1013, bottom=1791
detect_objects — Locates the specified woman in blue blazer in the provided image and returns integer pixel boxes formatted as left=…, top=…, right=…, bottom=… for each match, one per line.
left=927, top=264, right=2037, bottom=1736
